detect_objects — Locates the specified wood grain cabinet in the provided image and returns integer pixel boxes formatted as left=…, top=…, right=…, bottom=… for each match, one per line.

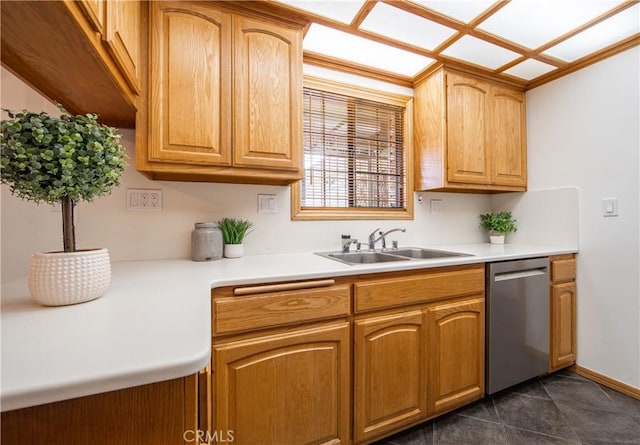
left=77, top=0, right=105, bottom=32
left=1, top=375, right=200, bottom=445
left=426, top=296, right=485, bottom=416
left=354, top=311, right=427, bottom=443
left=211, top=266, right=486, bottom=445
left=352, top=265, right=485, bottom=442
left=211, top=279, right=352, bottom=445
left=78, top=0, right=141, bottom=95
left=414, top=67, right=527, bottom=192
left=103, top=0, right=141, bottom=95
left=1, top=0, right=141, bottom=127
left=214, top=323, right=350, bottom=445
left=139, top=1, right=303, bottom=185
left=147, top=2, right=232, bottom=167
left=550, top=255, right=577, bottom=371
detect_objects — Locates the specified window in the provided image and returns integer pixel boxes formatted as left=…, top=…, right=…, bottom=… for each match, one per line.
left=291, top=77, right=413, bottom=220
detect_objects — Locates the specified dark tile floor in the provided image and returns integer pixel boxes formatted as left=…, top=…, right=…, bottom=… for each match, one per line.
left=375, top=370, right=640, bottom=445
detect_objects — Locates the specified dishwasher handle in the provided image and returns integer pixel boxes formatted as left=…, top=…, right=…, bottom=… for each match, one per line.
left=494, top=268, right=547, bottom=282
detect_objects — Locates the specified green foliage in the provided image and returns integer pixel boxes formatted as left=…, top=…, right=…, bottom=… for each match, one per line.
left=217, top=217, right=254, bottom=244
left=0, top=106, right=126, bottom=205
left=479, top=211, right=518, bottom=234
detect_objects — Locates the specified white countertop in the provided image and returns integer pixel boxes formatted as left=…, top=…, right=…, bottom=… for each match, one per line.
left=1, top=243, right=576, bottom=412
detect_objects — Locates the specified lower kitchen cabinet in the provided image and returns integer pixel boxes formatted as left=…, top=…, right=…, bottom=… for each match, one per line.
left=426, top=296, right=485, bottom=416
left=1, top=375, right=198, bottom=445
left=213, top=322, right=351, bottom=445
left=551, top=281, right=576, bottom=370
left=354, top=310, right=427, bottom=443
left=212, top=265, right=486, bottom=445
left=550, top=254, right=577, bottom=371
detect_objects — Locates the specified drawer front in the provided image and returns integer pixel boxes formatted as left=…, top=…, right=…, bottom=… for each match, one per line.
left=551, top=258, right=576, bottom=282
left=354, top=265, right=484, bottom=313
left=213, top=283, right=350, bottom=335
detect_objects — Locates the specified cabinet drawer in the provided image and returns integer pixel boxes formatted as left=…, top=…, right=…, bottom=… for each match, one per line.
left=213, top=281, right=350, bottom=335
left=354, top=265, right=484, bottom=313
left=551, top=258, right=576, bottom=282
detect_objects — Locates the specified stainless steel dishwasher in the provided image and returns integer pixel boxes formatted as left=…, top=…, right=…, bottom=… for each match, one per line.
left=486, top=257, right=550, bottom=394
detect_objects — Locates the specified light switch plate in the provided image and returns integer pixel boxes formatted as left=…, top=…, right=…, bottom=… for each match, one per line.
left=258, top=194, right=277, bottom=214
left=602, top=197, right=618, bottom=217
left=430, top=199, right=443, bottom=213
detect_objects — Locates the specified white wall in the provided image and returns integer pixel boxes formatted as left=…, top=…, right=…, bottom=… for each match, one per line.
left=492, top=187, right=580, bottom=249
left=526, top=47, right=640, bottom=388
left=1, top=68, right=490, bottom=282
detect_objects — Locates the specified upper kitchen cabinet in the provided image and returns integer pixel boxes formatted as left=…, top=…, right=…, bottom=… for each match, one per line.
left=103, top=0, right=141, bottom=96
left=1, top=0, right=141, bottom=128
left=146, top=2, right=232, bottom=166
left=414, top=67, right=527, bottom=193
left=138, top=1, right=303, bottom=185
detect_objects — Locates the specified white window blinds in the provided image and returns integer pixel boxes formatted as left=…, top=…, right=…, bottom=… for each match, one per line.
left=301, top=87, right=407, bottom=209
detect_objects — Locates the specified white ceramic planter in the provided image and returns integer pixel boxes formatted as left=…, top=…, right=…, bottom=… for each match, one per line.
left=28, top=248, right=111, bottom=306
left=489, top=234, right=505, bottom=244
left=224, top=244, right=244, bottom=258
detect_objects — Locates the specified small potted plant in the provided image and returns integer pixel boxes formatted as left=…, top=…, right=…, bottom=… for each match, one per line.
left=1, top=106, right=126, bottom=306
left=479, top=211, right=517, bottom=244
left=217, top=217, right=254, bottom=258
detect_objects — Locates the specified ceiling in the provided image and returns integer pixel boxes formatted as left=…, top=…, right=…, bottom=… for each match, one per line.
left=269, top=0, right=640, bottom=88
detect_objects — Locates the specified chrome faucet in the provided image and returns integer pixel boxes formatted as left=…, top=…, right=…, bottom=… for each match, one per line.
left=367, top=228, right=381, bottom=251
left=378, top=228, right=406, bottom=250
left=367, top=227, right=406, bottom=251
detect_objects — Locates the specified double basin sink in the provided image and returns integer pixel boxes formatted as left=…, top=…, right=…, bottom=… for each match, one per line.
left=316, top=247, right=472, bottom=266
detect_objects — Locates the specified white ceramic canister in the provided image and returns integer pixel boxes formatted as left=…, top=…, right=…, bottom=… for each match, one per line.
left=191, top=222, right=223, bottom=261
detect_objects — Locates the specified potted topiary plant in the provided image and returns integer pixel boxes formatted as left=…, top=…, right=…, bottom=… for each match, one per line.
left=1, top=106, right=126, bottom=306
left=479, top=211, right=517, bottom=244
left=217, top=217, right=254, bottom=258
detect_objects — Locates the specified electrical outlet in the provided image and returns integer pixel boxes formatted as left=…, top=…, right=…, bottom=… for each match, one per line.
left=127, top=188, right=163, bottom=211
left=149, top=191, right=161, bottom=208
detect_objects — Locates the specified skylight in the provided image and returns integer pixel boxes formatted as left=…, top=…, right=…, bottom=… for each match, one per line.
left=360, top=2, right=457, bottom=50
left=303, top=24, right=435, bottom=76
left=503, top=59, right=557, bottom=80
left=273, top=0, right=638, bottom=87
left=478, top=1, right=621, bottom=49
left=543, top=3, right=640, bottom=62
left=441, top=35, right=520, bottom=70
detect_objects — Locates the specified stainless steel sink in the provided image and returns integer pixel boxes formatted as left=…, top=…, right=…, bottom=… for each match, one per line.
left=388, top=248, right=472, bottom=259
left=316, top=248, right=472, bottom=265
left=317, top=251, right=410, bottom=265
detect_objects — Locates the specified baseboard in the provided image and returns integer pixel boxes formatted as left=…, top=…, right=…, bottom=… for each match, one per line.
left=571, top=365, right=640, bottom=400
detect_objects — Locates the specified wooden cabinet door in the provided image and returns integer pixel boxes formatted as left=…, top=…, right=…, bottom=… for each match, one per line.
left=77, top=0, right=105, bottom=33
left=214, top=323, right=350, bottom=445
left=148, top=2, right=232, bottom=166
left=446, top=73, right=490, bottom=185
left=491, top=86, right=527, bottom=187
left=427, top=296, right=484, bottom=416
left=104, top=0, right=140, bottom=94
left=354, top=311, right=427, bottom=443
left=233, top=15, right=302, bottom=170
left=551, top=281, right=576, bottom=370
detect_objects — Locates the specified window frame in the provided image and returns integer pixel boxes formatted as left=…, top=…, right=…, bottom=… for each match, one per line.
left=291, top=76, right=414, bottom=221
